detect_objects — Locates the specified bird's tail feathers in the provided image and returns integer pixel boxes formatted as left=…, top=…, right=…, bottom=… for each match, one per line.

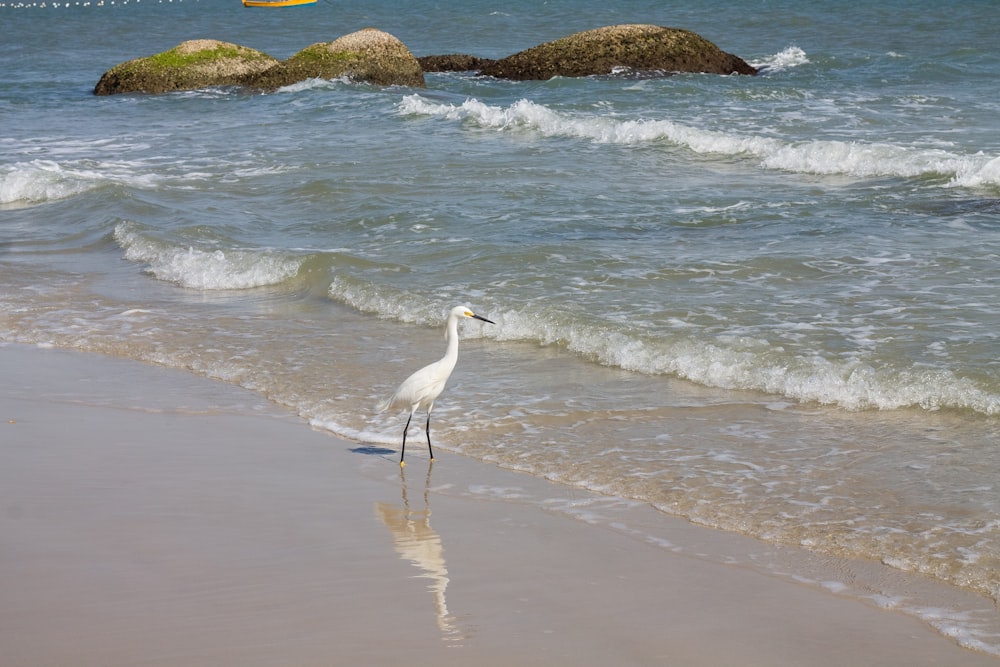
left=376, top=395, right=393, bottom=414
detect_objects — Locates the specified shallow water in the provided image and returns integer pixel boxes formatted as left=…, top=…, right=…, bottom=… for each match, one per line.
left=2, top=0, right=999, bottom=653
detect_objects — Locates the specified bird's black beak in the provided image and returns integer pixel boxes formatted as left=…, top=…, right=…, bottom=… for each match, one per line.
left=472, top=313, right=495, bottom=325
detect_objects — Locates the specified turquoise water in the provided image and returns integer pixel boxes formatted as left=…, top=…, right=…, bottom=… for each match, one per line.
left=2, top=0, right=999, bottom=653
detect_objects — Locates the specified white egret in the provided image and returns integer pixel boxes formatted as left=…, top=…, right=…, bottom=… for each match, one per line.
left=378, top=305, right=494, bottom=467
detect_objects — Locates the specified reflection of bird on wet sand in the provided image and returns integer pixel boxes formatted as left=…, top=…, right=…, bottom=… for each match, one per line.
left=375, top=463, right=463, bottom=642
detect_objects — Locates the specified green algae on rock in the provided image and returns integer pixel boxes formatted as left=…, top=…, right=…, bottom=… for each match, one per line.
left=245, top=28, right=425, bottom=90
left=93, top=39, right=279, bottom=95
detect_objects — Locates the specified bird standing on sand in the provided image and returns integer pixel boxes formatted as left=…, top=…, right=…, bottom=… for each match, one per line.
left=379, top=305, right=495, bottom=467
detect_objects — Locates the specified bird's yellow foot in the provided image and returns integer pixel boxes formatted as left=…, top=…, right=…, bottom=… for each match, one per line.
left=399, top=460, right=406, bottom=468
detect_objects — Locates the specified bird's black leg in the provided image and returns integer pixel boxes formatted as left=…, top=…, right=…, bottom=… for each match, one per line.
left=425, top=413, right=435, bottom=461
left=400, top=413, right=413, bottom=467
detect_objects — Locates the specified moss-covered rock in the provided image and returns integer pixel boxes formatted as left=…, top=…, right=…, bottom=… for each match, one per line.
left=478, top=24, right=756, bottom=80
left=246, top=28, right=425, bottom=89
left=93, top=39, right=279, bottom=95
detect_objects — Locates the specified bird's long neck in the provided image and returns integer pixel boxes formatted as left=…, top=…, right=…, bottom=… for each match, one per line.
left=442, top=315, right=460, bottom=367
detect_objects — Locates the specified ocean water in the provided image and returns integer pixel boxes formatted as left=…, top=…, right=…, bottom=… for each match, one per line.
left=2, top=0, right=999, bottom=654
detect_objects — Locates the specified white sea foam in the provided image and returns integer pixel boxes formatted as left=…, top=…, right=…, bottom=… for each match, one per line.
left=950, top=154, right=1000, bottom=188
left=113, top=222, right=303, bottom=290
left=0, top=158, right=163, bottom=205
left=750, top=46, right=810, bottom=72
left=327, top=275, right=482, bottom=332
left=530, top=316, right=996, bottom=414
left=277, top=76, right=354, bottom=93
left=399, top=95, right=1000, bottom=187
left=1, top=160, right=99, bottom=204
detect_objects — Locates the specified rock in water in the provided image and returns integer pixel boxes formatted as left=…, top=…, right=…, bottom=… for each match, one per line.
left=418, top=54, right=497, bottom=73
left=246, top=28, right=425, bottom=90
left=478, top=24, right=756, bottom=80
left=94, top=40, right=279, bottom=95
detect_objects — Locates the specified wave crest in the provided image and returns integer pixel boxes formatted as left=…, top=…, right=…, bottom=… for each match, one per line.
left=489, top=307, right=999, bottom=415
left=113, top=221, right=303, bottom=290
left=751, top=46, right=810, bottom=72
left=1, top=160, right=103, bottom=205
left=399, top=95, right=1000, bottom=187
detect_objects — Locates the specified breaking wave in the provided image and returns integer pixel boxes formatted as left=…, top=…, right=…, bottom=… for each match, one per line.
left=113, top=221, right=303, bottom=290
left=0, top=159, right=155, bottom=205
left=399, top=95, right=1000, bottom=188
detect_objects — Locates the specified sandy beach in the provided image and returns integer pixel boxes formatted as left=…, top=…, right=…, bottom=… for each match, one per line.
left=1, top=343, right=997, bottom=667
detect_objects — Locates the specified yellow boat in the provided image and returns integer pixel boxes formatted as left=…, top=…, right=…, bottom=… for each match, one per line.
left=243, top=0, right=317, bottom=7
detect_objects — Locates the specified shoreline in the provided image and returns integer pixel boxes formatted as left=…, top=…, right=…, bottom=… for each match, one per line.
left=2, top=343, right=997, bottom=666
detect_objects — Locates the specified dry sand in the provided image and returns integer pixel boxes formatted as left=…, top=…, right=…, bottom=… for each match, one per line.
left=2, top=343, right=997, bottom=667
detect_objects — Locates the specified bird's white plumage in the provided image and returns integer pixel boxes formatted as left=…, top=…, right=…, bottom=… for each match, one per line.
left=379, top=305, right=494, bottom=466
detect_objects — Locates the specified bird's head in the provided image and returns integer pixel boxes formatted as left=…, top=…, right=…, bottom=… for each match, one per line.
left=453, top=305, right=495, bottom=325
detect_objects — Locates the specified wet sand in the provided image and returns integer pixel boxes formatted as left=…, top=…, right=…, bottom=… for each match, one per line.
left=1, top=344, right=997, bottom=667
